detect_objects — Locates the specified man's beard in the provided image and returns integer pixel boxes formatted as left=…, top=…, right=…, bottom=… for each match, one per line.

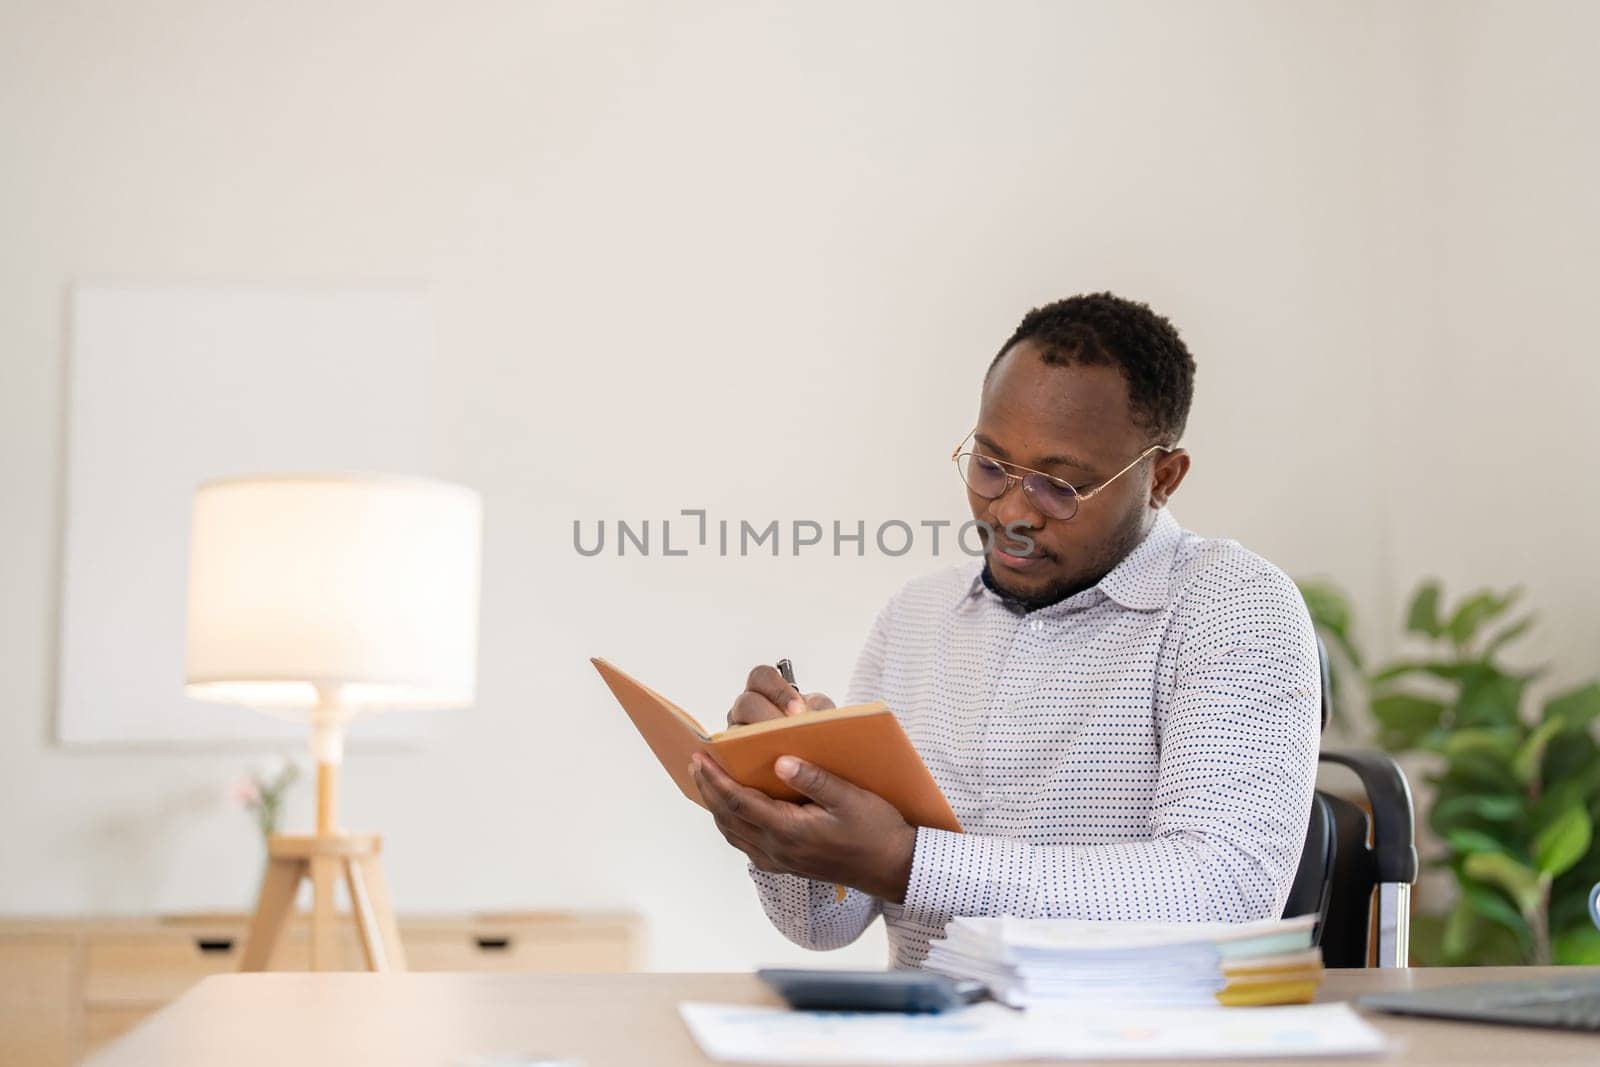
left=981, top=560, right=1096, bottom=612
left=980, top=507, right=1151, bottom=612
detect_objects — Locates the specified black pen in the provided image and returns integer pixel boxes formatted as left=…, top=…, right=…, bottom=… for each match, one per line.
left=776, top=658, right=800, bottom=692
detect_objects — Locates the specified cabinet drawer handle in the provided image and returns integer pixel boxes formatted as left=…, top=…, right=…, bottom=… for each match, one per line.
left=196, top=937, right=235, bottom=954
left=475, top=936, right=512, bottom=951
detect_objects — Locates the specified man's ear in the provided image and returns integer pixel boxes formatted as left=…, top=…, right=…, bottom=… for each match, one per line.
left=1149, top=448, right=1190, bottom=508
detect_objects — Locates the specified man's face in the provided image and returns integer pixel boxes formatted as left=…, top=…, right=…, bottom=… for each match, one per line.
left=966, top=341, right=1183, bottom=608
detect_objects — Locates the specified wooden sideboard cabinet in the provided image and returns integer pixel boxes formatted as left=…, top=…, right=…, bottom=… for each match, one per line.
left=0, top=911, right=643, bottom=1065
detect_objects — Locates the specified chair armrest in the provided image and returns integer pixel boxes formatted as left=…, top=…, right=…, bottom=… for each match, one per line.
left=1319, top=748, right=1418, bottom=884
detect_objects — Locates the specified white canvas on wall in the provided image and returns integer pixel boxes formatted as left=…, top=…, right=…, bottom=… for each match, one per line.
left=57, top=283, right=456, bottom=745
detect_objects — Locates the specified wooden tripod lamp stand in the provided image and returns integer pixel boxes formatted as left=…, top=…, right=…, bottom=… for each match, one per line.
left=184, top=474, right=482, bottom=972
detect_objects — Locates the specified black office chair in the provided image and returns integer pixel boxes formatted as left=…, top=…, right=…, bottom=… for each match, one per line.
left=1282, top=636, right=1419, bottom=967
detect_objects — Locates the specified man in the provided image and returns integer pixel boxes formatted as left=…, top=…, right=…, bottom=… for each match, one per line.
left=688, top=292, right=1319, bottom=968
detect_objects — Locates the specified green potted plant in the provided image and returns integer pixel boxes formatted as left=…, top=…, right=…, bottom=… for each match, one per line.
left=1297, top=578, right=1600, bottom=965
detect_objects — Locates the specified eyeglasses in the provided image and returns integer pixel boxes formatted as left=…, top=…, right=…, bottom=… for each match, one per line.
left=951, top=427, right=1172, bottom=522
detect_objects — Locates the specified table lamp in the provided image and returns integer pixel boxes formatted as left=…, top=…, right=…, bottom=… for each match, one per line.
left=185, top=473, right=482, bottom=972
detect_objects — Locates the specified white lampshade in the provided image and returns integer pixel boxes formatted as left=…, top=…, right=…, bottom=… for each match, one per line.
left=185, top=473, right=482, bottom=713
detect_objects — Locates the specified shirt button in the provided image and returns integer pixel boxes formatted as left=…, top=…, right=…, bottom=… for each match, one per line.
left=1030, top=619, right=1044, bottom=632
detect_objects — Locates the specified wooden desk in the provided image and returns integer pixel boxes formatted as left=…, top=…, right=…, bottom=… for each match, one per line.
left=0, top=912, right=642, bottom=1064
left=87, top=968, right=1600, bottom=1066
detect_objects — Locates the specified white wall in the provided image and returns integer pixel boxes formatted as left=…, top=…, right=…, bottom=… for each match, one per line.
left=1371, top=1, right=1600, bottom=683
left=1, top=1, right=1595, bottom=970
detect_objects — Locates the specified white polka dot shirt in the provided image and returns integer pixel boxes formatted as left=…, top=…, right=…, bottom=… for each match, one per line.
left=749, top=507, right=1321, bottom=969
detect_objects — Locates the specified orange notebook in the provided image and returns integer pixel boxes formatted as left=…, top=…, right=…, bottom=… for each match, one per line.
left=591, top=657, right=962, bottom=833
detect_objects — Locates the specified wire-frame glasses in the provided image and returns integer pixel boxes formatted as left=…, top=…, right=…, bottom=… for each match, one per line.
left=951, top=427, right=1172, bottom=522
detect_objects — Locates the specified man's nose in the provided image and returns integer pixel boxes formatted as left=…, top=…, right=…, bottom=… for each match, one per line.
left=991, top=478, right=1044, bottom=531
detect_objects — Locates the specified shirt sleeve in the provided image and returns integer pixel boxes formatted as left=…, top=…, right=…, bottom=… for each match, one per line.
left=748, top=599, right=894, bottom=950
left=900, top=567, right=1320, bottom=928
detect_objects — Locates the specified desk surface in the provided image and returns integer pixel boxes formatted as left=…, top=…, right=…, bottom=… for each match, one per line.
left=87, top=967, right=1600, bottom=1067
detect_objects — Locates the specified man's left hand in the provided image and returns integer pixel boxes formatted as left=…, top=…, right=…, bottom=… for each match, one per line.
left=688, top=752, right=917, bottom=903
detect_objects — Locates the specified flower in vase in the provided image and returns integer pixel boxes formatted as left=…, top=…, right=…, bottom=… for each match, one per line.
left=229, top=755, right=303, bottom=846
left=227, top=776, right=262, bottom=808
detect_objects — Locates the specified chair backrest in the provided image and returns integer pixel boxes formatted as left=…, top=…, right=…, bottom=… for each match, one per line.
left=1286, top=636, right=1417, bottom=967
left=1282, top=791, right=1334, bottom=936
left=1318, top=745, right=1417, bottom=967
left=1286, top=638, right=1335, bottom=943
left=1315, top=792, right=1383, bottom=966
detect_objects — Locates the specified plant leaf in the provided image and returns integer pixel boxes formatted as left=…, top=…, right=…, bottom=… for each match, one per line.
left=1460, top=882, right=1530, bottom=943
left=1437, top=750, right=1521, bottom=792
left=1445, top=588, right=1520, bottom=648
left=1463, top=852, right=1543, bottom=915
left=1482, top=615, right=1536, bottom=659
left=1553, top=925, right=1600, bottom=965
left=1370, top=660, right=1479, bottom=685
left=1533, top=806, right=1593, bottom=879
left=1432, top=793, right=1523, bottom=824
left=1552, top=847, right=1600, bottom=929
left=1542, top=682, right=1600, bottom=731
left=1429, top=792, right=1524, bottom=847
left=1407, top=912, right=1448, bottom=966
left=1446, top=829, right=1511, bottom=856
left=1532, top=777, right=1597, bottom=847
left=1405, top=580, right=1444, bottom=639
left=1441, top=897, right=1478, bottom=961
left=1371, top=693, right=1447, bottom=751
left=1454, top=668, right=1528, bottom=729
left=1437, top=726, right=1520, bottom=762
left=1537, top=734, right=1600, bottom=807
left=1513, top=717, right=1568, bottom=785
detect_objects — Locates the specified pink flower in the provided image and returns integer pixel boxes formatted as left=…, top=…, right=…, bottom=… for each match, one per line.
left=229, top=776, right=261, bottom=808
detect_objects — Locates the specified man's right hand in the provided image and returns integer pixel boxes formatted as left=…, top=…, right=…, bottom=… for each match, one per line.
left=727, top=664, right=836, bottom=727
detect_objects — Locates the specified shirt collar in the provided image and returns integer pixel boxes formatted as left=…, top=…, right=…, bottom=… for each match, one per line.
left=1097, top=507, right=1182, bottom=611
left=964, top=507, right=1182, bottom=615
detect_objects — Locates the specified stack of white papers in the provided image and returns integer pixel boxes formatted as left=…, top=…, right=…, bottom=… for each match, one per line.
left=923, top=914, right=1320, bottom=1009
left=679, top=1001, right=1388, bottom=1064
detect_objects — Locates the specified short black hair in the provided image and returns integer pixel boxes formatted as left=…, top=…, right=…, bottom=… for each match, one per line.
left=987, top=292, right=1195, bottom=443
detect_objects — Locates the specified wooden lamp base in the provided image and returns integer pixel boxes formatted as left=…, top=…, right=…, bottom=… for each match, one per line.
left=238, top=831, right=406, bottom=972
left=238, top=747, right=405, bottom=973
